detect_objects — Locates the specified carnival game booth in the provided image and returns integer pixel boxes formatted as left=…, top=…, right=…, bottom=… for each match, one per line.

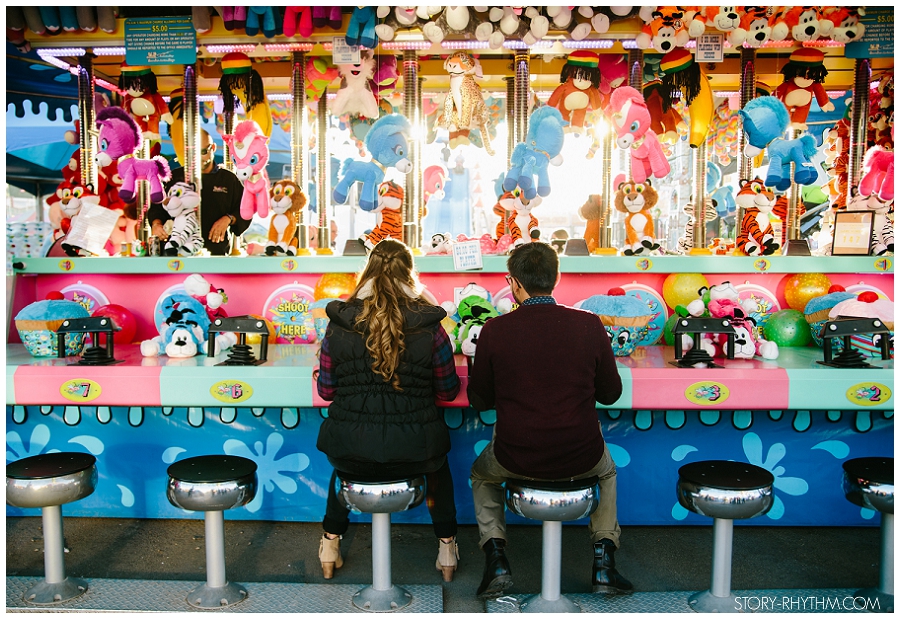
left=6, top=3, right=893, bottom=590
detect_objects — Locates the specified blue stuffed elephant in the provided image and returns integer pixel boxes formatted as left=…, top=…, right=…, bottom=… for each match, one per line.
left=764, top=134, right=818, bottom=192
left=503, top=107, right=567, bottom=201
left=346, top=7, right=378, bottom=49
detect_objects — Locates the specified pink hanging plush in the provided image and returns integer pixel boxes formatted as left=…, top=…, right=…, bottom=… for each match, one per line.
left=94, top=107, right=171, bottom=204
left=608, top=86, right=670, bottom=184
left=859, top=145, right=895, bottom=203
left=222, top=120, right=271, bottom=219
left=283, top=6, right=313, bottom=38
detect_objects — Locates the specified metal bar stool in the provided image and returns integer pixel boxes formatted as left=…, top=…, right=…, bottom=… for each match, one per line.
left=676, top=460, right=774, bottom=613
left=505, top=476, right=600, bottom=613
left=166, top=455, right=257, bottom=609
left=6, top=452, right=98, bottom=605
left=843, top=457, right=893, bottom=613
left=337, top=474, right=426, bottom=612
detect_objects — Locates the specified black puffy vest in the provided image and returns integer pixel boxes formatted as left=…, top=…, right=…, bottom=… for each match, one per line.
left=316, top=299, right=451, bottom=472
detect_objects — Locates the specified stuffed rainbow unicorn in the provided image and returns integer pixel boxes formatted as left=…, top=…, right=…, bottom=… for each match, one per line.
left=222, top=120, right=270, bottom=220
left=94, top=107, right=171, bottom=203
left=609, top=86, right=670, bottom=184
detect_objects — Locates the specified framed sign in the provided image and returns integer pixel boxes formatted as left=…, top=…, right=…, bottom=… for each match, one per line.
left=831, top=211, right=874, bottom=255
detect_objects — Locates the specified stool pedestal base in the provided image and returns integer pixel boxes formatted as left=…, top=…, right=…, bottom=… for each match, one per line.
left=688, top=589, right=740, bottom=613
left=23, top=576, right=88, bottom=605
left=186, top=581, right=248, bottom=609
left=351, top=584, right=413, bottom=612
left=521, top=593, right=582, bottom=613
left=853, top=588, right=894, bottom=614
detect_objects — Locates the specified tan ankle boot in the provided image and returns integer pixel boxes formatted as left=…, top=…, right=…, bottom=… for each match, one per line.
left=319, top=534, right=343, bottom=579
left=436, top=537, right=459, bottom=582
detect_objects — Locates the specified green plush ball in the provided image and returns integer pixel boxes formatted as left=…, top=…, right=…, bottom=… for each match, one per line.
left=763, top=309, right=812, bottom=347
left=663, top=313, right=679, bottom=346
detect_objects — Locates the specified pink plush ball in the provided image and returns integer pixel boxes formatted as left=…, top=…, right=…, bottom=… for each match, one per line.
left=92, top=304, right=138, bottom=345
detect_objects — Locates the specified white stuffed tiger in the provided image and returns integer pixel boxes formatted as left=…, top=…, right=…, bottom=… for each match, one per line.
left=162, top=182, right=202, bottom=256
left=677, top=200, right=718, bottom=254
left=847, top=192, right=894, bottom=256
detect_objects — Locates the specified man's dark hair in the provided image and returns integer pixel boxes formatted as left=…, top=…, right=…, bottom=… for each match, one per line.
left=506, top=242, right=558, bottom=296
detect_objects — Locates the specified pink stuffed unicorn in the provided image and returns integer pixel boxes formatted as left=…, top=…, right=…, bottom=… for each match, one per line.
left=608, top=86, right=670, bottom=184
left=859, top=145, right=895, bottom=203
left=222, top=120, right=270, bottom=219
left=94, top=107, right=171, bottom=204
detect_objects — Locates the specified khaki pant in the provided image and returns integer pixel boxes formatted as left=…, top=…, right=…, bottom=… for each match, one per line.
left=470, top=437, right=621, bottom=549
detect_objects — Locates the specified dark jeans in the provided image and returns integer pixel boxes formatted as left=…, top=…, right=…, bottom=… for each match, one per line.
left=322, top=458, right=458, bottom=539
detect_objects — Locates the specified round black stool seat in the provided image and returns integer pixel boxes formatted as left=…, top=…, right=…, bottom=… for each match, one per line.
left=843, top=457, right=894, bottom=514
left=167, top=455, right=257, bottom=512
left=7, top=453, right=97, bottom=509
left=677, top=460, right=774, bottom=520
left=506, top=476, right=600, bottom=522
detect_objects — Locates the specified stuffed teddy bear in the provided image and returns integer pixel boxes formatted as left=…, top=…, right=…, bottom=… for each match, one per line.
left=503, top=106, right=566, bottom=201
left=765, top=134, right=819, bottom=191
left=362, top=180, right=404, bottom=250
left=118, top=64, right=172, bottom=156
left=614, top=176, right=660, bottom=256
left=437, top=51, right=495, bottom=155
left=579, top=194, right=602, bottom=253
left=346, top=7, right=377, bottom=48
left=609, top=86, right=671, bottom=183
left=735, top=178, right=780, bottom=256
left=773, top=49, right=835, bottom=130
left=141, top=291, right=235, bottom=359
left=161, top=182, right=202, bottom=257
left=547, top=50, right=603, bottom=134
left=738, top=96, right=790, bottom=158
left=821, top=7, right=866, bottom=43
left=635, top=6, right=695, bottom=53
left=267, top=179, right=307, bottom=256
left=219, top=52, right=273, bottom=138
left=860, top=145, right=895, bottom=203
left=330, top=48, right=379, bottom=119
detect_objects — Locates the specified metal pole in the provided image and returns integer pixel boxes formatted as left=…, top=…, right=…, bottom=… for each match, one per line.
left=291, top=51, right=310, bottom=253
left=691, top=139, right=709, bottom=252
left=737, top=48, right=756, bottom=182
left=42, top=505, right=65, bottom=584
left=204, top=511, right=227, bottom=588
left=317, top=92, right=332, bottom=254
left=77, top=55, right=96, bottom=190
left=222, top=112, right=234, bottom=172
left=183, top=63, right=201, bottom=248
left=136, top=141, right=150, bottom=250
left=371, top=512, right=391, bottom=591
left=628, top=49, right=643, bottom=89
left=541, top=521, right=562, bottom=602
left=881, top=513, right=894, bottom=595
left=786, top=126, right=801, bottom=242
left=417, top=75, right=425, bottom=249
left=597, top=127, right=616, bottom=254
left=402, top=51, right=420, bottom=250
left=514, top=51, right=530, bottom=144
left=710, top=518, right=734, bottom=598
left=848, top=58, right=871, bottom=189
left=503, top=76, right=516, bottom=236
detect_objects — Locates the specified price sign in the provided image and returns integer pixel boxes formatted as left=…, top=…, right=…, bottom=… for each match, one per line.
left=452, top=240, right=484, bottom=271
left=60, top=379, right=102, bottom=402
left=696, top=34, right=724, bottom=63
left=125, top=17, right=197, bottom=65
left=845, top=7, right=894, bottom=59
left=331, top=37, right=361, bottom=64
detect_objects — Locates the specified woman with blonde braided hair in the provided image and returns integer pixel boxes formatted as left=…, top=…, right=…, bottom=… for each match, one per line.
left=315, top=239, right=462, bottom=582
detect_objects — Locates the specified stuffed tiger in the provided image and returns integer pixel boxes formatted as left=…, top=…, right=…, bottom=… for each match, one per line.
left=267, top=179, right=307, bottom=256
left=363, top=180, right=404, bottom=249
left=735, top=178, right=780, bottom=256
left=492, top=189, right=526, bottom=240
left=507, top=194, right=542, bottom=246
left=162, top=182, right=203, bottom=257
left=676, top=200, right=718, bottom=255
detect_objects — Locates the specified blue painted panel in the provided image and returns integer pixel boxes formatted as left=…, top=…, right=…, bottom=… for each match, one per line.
left=6, top=407, right=892, bottom=526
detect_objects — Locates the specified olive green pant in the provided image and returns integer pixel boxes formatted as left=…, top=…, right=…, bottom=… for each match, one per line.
left=470, top=437, right=621, bottom=549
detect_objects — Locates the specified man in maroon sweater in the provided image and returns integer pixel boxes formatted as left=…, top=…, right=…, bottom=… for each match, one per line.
left=467, top=241, right=632, bottom=599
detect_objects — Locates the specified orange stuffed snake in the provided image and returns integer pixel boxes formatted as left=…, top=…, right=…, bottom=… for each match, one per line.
left=547, top=50, right=603, bottom=132
left=659, top=48, right=713, bottom=149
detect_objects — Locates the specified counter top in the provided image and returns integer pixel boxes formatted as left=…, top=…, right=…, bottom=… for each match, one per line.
left=7, top=344, right=893, bottom=411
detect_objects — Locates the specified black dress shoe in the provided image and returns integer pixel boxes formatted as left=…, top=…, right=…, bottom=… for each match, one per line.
left=592, top=538, right=633, bottom=594
left=476, top=538, right=513, bottom=599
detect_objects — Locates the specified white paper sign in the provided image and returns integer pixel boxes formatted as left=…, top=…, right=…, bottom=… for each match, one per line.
left=696, top=33, right=724, bottom=63
left=63, top=202, right=121, bottom=255
left=451, top=240, right=484, bottom=271
left=331, top=37, right=360, bottom=64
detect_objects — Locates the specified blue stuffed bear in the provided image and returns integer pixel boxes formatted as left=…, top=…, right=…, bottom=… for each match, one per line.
left=503, top=107, right=567, bottom=201
left=764, top=134, right=819, bottom=192
left=738, top=96, right=790, bottom=158
left=332, top=114, right=412, bottom=212
left=346, top=7, right=378, bottom=49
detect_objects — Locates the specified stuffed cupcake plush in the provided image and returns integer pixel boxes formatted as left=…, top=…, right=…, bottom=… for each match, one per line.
left=803, top=285, right=857, bottom=347
left=828, top=291, right=894, bottom=358
left=578, top=287, right=653, bottom=356
left=15, top=291, right=90, bottom=357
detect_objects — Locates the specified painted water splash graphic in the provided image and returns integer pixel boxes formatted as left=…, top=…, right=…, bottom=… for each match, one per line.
left=224, top=432, right=310, bottom=513
left=742, top=432, right=809, bottom=520
left=7, top=424, right=52, bottom=460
